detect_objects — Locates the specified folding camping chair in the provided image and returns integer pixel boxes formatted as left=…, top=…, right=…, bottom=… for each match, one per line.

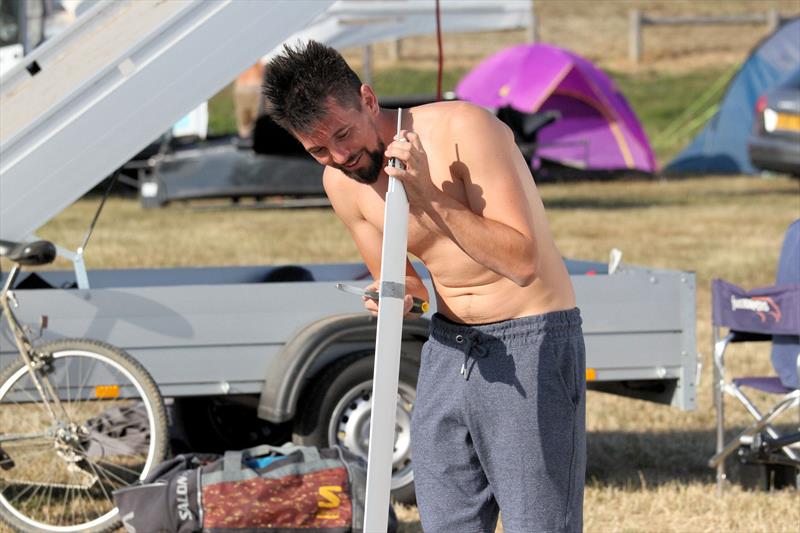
left=709, top=221, right=800, bottom=494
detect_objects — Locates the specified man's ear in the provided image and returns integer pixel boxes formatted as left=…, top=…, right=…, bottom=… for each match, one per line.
left=360, top=84, right=379, bottom=115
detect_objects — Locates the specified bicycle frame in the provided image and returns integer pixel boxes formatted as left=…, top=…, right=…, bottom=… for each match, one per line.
left=1, top=264, right=70, bottom=425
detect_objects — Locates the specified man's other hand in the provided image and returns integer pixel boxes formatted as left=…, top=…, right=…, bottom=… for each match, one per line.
left=363, top=281, right=417, bottom=318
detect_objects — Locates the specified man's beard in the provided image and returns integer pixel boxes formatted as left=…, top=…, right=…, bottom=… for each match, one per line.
left=333, top=139, right=386, bottom=184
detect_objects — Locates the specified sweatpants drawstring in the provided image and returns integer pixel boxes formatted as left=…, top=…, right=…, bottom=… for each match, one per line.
left=458, top=331, right=488, bottom=380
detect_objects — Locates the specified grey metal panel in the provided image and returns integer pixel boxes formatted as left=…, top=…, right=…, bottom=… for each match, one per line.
left=0, top=264, right=697, bottom=408
left=587, top=367, right=685, bottom=381
left=4, top=282, right=368, bottom=348
left=129, top=344, right=279, bottom=386
left=0, top=0, right=334, bottom=242
left=584, top=332, right=683, bottom=369
left=675, top=272, right=698, bottom=410
left=158, top=382, right=265, bottom=397
left=574, top=269, right=685, bottom=333
left=19, top=263, right=374, bottom=289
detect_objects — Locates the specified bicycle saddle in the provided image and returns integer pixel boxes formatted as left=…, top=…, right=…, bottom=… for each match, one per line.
left=0, top=239, right=57, bottom=266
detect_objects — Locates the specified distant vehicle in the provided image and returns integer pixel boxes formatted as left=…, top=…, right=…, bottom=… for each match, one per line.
left=748, top=70, right=800, bottom=176
left=136, top=95, right=451, bottom=208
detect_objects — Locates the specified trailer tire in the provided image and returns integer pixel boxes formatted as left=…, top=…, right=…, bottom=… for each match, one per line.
left=293, top=353, right=418, bottom=505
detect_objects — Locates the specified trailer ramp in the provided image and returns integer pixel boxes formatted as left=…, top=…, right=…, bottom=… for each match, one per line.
left=0, top=0, right=332, bottom=243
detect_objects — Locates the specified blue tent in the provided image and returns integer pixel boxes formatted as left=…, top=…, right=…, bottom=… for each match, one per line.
left=665, top=17, right=800, bottom=174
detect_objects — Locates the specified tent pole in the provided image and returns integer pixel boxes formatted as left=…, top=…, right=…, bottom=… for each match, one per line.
left=363, top=109, right=408, bottom=532
left=525, top=0, right=538, bottom=43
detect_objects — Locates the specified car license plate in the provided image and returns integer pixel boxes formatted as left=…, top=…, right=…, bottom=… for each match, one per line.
left=775, top=113, right=800, bottom=132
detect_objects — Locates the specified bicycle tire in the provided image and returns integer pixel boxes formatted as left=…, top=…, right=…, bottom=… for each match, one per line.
left=0, top=339, right=168, bottom=533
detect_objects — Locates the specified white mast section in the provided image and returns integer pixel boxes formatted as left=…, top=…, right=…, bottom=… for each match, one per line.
left=364, top=109, right=409, bottom=532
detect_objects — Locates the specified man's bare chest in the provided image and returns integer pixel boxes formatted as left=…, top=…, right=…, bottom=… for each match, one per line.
left=359, top=160, right=470, bottom=255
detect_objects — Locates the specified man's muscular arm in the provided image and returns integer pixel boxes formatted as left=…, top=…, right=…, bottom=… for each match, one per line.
left=384, top=103, right=539, bottom=287
left=323, top=168, right=429, bottom=315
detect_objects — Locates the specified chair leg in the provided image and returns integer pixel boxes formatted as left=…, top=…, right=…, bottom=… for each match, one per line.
left=727, top=386, right=800, bottom=461
left=713, top=330, right=732, bottom=495
left=709, top=392, right=800, bottom=468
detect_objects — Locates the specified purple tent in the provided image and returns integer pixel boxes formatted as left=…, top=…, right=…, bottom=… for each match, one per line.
left=456, top=44, right=656, bottom=173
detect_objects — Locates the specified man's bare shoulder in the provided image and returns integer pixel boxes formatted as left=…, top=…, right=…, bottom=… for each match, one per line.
left=322, top=166, right=363, bottom=222
left=447, top=101, right=511, bottom=139
left=411, top=101, right=511, bottom=144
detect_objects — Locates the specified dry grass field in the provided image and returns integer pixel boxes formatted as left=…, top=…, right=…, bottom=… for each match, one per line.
left=346, top=0, right=800, bottom=74
left=14, top=175, right=797, bottom=533
left=3, top=2, right=800, bottom=531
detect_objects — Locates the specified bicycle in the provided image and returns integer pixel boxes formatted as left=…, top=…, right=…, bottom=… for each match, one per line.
left=0, top=239, right=168, bottom=532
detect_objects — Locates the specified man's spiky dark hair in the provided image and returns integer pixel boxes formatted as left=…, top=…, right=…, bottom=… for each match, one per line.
left=262, top=41, right=362, bottom=135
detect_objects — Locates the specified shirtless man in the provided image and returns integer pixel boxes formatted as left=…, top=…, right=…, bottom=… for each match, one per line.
left=263, top=41, right=586, bottom=533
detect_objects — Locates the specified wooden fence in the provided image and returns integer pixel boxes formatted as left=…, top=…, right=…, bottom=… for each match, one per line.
left=629, top=9, right=784, bottom=62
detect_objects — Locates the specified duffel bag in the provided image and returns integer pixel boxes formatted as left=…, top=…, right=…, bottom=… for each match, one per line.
left=112, top=442, right=397, bottom=532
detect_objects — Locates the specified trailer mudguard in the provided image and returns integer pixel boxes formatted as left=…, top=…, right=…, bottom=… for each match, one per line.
left=257, top=313, right=430, bottom=423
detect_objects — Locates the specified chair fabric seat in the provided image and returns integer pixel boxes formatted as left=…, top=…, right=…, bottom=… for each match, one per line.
left=732, top=376, right=795, bottom=395
left=772, top=220, right=800, bottom=390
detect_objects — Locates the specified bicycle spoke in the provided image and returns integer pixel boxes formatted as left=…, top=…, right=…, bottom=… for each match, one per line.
left=1, top=444, right=55, bottom=468
left=97, top=458, right=145, bottom=479
left=60, top=483, right=70, bottom=526
left=94, top=462, right=132, bottom=488
left=73, top=443, right=114, bottom=505
left=5, top=479, right=36, bottom=505
left=64, top=469, right=81, bottom=523
left=3, top=439, right=54, bottom=454
left=20, top=378, right=49, bottom=406
left=44, top=480, right=54, bottom=523
left=66, top=355, right=71, bottom=406
left=12, top=478, right=44, bottom=507
left=1, top=376, right=51, bottom=417
left=66, top=468, right=94, bottom=524
left=81, top=485, right=104, bottom=521
left=0, top=432, right=51, bottom=444
left=0, top=345, right=165, bottom=529
left=77, top=484, right=91, bottom=524
left=76, top=357, right=98, bottom=406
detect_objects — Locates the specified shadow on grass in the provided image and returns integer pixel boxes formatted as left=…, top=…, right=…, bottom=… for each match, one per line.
left=587, top=429, right=717, bottom=488
left=395, top=427, right=797, bottom=531
left=587, top=427, right=798, bottom=489
left=543, top=197, right=657, bottom=210
left=544, top=182, right=798, bottom=211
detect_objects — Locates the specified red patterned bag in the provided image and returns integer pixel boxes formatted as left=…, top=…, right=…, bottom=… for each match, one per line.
left=113, top=443, right=397, bottom=533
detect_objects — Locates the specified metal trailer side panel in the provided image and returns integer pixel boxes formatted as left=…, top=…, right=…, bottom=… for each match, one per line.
left=0, top=281, right=366, bottom=396
left=678, top=272, right=698, bottom=410
left=0, top=264, right=697, bottom=409
left=574, top=268, right=697, bottom=410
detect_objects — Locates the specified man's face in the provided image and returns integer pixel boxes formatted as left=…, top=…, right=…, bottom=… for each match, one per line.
left=296, top=97, right=385, bottom=184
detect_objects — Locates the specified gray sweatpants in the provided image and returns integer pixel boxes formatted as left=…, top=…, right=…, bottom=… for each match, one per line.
left=411, top=309, right=586, bottom=533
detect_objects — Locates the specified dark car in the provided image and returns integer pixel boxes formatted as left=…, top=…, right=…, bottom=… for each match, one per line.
left=137, top=95, right=446, bottom=208
left=748, top=70, right=800, bottom=176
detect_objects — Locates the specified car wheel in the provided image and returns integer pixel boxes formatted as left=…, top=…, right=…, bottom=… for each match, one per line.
left=293, top=353, right=418, bottom=504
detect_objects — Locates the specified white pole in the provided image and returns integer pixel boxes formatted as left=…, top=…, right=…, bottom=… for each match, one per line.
left=363, top=109, right=409, bottom=532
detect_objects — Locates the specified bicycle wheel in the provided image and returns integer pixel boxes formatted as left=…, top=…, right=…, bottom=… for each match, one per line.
left=0, top=339, right=168, bottom=533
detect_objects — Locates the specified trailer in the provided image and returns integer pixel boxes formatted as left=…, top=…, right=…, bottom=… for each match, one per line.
left=0, top=0, right=696, bottom=503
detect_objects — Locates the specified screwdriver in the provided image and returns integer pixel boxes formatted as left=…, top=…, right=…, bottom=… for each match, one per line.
left=336, top=283, right=429, bottom=314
